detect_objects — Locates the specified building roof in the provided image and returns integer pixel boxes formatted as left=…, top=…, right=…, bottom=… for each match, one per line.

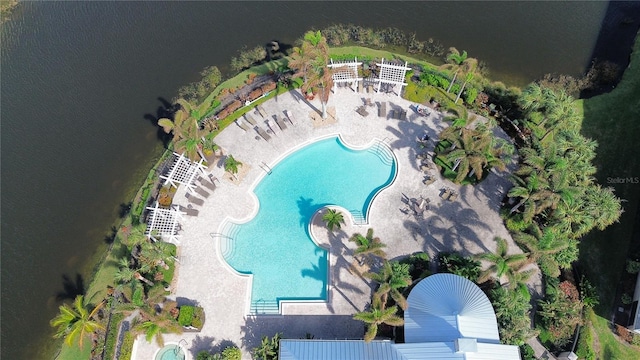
left=278, top=274, right=520, bottom=360
left=404, top=273, right=500, bottom=344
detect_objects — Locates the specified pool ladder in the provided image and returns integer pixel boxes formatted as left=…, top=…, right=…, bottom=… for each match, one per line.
left=259, top=161, right=272, bottom=175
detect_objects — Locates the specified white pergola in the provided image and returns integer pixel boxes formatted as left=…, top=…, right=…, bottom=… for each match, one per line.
left=376, top=58, right=411, bottom=96
left=145, top=202, right=185, bottom=244
left=160, top=152, right=207, bottom=194
left=328, top=58, right=362, bottom=91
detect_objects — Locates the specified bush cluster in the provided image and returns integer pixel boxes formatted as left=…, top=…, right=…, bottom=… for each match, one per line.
left=230, top=46, right=268, bottom=73
left=177, top=66, right=222, bottom=104
left=178, top=305, right=195, bottom=326
left=321, top=24, right=445, bottom=58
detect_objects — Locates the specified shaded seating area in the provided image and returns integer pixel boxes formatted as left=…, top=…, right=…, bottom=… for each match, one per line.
left=145, top=202, right=185, bottom=243
left=440, top=187, right=458, bottom=201
left=160, top=152, right=207, bottom=194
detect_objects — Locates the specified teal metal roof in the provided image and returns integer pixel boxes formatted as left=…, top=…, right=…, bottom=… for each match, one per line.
left=279, top=340, right=404, bottom=360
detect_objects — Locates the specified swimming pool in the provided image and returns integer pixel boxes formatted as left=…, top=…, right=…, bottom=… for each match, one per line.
left=221, top=136, right=396, bottom=313
left=154, top=344, right=186, bottom=360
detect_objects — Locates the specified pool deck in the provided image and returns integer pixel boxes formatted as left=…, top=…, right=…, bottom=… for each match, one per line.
left=132, top=88, right=541, bottom=359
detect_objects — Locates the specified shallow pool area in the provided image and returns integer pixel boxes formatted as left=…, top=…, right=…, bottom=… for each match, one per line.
left=220, top=137, right=396, bottom=313
left=154, top=344, right=186, bottom=360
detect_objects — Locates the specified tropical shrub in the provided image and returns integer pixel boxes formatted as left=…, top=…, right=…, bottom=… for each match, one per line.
left=178, top=305, right=195, bottom=327
left=538, top=279, right=584, bottom=348
left=489, top=285, right=535, bottom=346
left=400, top=252, right=430, bottom=280
left=191, top=306, right=205, bottom=329
left=627, top=259, right=640, bottom=274
left=221, top=346, right=241, bottom=360
left=118, top=331, right=135, bottom=360
left=252, top=333, right=281, bottom=360
left=519, top=344, right=536, bottom=360
left=464, top=87, right=479, bottom=105
left=437, top=252, right=481, bottom=282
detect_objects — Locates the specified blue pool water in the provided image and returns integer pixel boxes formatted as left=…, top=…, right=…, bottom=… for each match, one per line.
left=222, top=137, right=396, bottom=311
left=155, top=345, right=185, bottom=360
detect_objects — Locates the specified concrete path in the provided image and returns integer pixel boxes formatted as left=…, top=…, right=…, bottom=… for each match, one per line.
left=132, top=87, right=541, bottom=360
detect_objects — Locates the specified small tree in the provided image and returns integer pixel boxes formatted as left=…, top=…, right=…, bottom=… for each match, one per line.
left=224, top=155, right=243, bottom=180
left=353, top=298, right=403, bottom=342
left=50, top=295, right=105, bottom=349
left=322, top=208, right=345, bottom=232
left=221, top=346, right=242, bottom=360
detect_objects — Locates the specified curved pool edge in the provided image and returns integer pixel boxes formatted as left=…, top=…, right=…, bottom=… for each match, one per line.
left=214, top=134, right=398, bottom=315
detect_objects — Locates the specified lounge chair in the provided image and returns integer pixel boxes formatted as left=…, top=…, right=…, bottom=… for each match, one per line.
left=448, top=191, right=458, bottom=201
left=400, top=110, right=407, bottom=121
left=194, top=186, right=210, bottom=198
left=236, top=120, right=250, bottom=132
left=358, top=82, right=363, bottom=93
left=244, top=114, right=258, bottom=126
left=379, top=102, right=387, bottom=118
left=197, top=176, right=216, bottom=192
left=284, top=111, right=295, bottom=125
left=185, top=192, right=204, bottom=206
left=441, top=188, right=451, bottom=200
left=356, top=106, right=369, bottom=117
left=423, top=177, right=436, bottom=186
left=208, top=174, right=219, bottom=184
left=275, top=115, right=288, bottom=130
left=183, top=208, right=199, bottom=216
left=367, top=84, right=373, bottom=93
left=257, top=105, right=268, bottom=118
left=254, top=126, right=271, bottom=141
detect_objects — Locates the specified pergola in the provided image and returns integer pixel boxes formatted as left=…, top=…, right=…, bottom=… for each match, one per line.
left=376, top=58, right=411, bottom=96
left=328, top=58, right=362, bottom=91
left=160, top=152, right=207, bottom=194
left=145, top=202, right=185, bottom=244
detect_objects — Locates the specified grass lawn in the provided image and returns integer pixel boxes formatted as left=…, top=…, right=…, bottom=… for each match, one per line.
left=576, top=33, right=640, bottom=358
left=328, top=45, right=442, bottom=69
left=57, top=340, right=92, bottom=360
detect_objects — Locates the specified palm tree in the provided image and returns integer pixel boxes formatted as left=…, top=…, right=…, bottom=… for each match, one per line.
left=224, top=155, right=243, bottom=180
left=455, top=72, right=475, bottom=104
left=583, top=185, right=623, bottom=231
left=322, top=208, right=345, bottom=232
left=138, top=241, right=173, bottom=271
left=437, top=127, right=506, bottom=183
left=441, top=48, right=476, bottom=93
left=252, top=333, right=281, bottom=360
left=114, top=258, right=154, bottom=287
left=306, top=58, right=334, bottom=119
left=476, top=237, right=528, bottom=284
left=513, top=224, right=569, bottom=277
left=133, top=315, right=183, bottom=347
left=349, top=228, right=387, bottom=265
left=353, top=298, right=404, bottom=342
left=365, top=261, right=412, bottom=310
left=50, top=295, right=105, bottom=349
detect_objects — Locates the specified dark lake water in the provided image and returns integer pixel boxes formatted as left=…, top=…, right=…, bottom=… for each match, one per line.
left=0, top=1, right=613, bottom=359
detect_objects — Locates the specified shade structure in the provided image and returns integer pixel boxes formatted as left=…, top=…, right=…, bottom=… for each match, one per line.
left=405, top=273, right=500, bottom=344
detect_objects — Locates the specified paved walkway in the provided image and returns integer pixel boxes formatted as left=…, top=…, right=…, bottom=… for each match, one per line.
left=132, top=88, right=542, bottom=360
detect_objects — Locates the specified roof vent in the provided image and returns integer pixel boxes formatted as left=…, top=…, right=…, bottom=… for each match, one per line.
left=455, top=338, right=477, bottom=353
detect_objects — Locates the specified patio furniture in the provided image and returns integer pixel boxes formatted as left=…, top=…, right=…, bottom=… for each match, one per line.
left=275, top=115, right=288, bottom=130
left=185, top=192, right=204, bottom=206
left=235, top=120, right=249, bottom=132
left=400, top=109, right=407, bottom=121
left=356, top=106, right=369, bottom=117
left=254, top=126, right=272, bottom=141
left=448, top=191, right=458, bottom=201
left=244, top=114, right=258, bottom=126
left=441, top=188, right=451, bottom=200
left=197, top=176, right=216, bottom=192
left=256, top=105, right=268, bottom=118
left=194, top=186, right=210, bottom=198
left=423, top=177, right=436, bottom=186
left=379, top=102, right=387, bottom=118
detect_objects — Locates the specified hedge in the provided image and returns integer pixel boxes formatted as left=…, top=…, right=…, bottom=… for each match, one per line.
left=178, top=305, right=195, bottom=327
